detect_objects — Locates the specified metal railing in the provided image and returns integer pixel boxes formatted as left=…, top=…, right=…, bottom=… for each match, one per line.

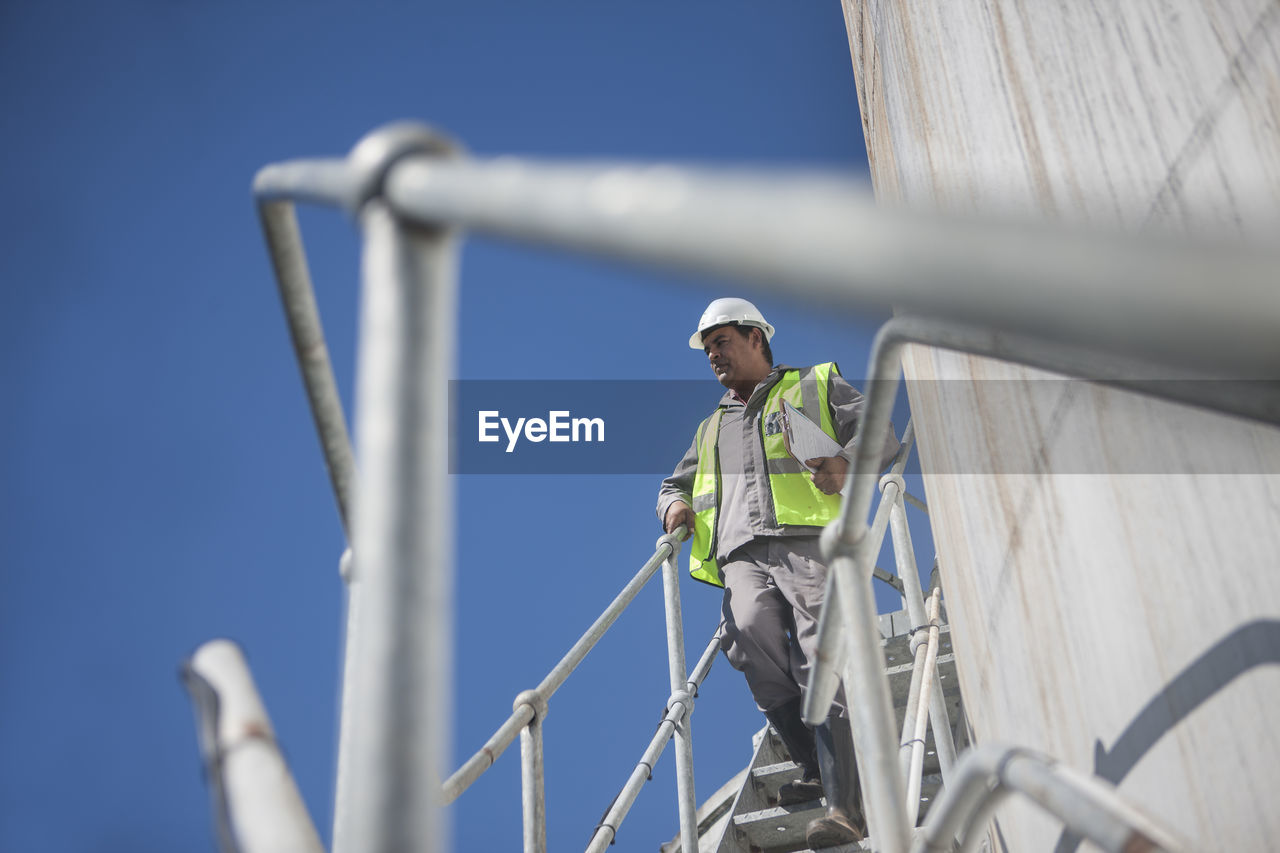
left=182, top=640, right=326, bottom=853
left=913, top=744, right=1193, bottom=853
left=439, top=526, right=715, bottom=853
left=200, top=121, right=1260, bottom=852
left=802, top=419, right=948, bottom=853
left=801, top=310, right=1231, bottom=852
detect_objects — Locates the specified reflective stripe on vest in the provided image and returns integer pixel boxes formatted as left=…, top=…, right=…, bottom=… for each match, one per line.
left=687, top=363, right=844, bottom=588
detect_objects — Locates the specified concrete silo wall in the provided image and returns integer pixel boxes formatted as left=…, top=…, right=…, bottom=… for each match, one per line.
left=840, top=1, right=1280, bottom=848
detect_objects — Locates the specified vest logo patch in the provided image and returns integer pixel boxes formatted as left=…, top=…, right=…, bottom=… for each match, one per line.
left=764, top=411, right=784, bottom=436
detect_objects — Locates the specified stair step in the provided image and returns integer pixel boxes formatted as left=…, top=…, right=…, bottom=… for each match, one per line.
left=917, top=773, right=944, bottom=815
left=880, top=625, right=952, bottom=672
left=669, top=610, right=967, bottom=852
left=886, top=653, right=959, bottom=709
left=733, top=803, right=876, bottom=852
left=732, top=802, right=826, bottom=851
left=751, top=760, right=808, bottom=804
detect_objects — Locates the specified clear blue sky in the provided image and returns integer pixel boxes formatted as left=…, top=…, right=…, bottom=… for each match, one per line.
left=0, top=3, right=933, bottom=850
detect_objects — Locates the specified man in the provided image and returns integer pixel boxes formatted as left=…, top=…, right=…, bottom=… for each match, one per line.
left=657, top=297, right=899, bottom=848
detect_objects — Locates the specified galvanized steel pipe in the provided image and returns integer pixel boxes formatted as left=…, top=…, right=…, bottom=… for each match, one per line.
left=806, top=414, right=922, bottom=852
left=379, top=153, right=1280, bottom=377
left=828, top=549, right=911, bottom=853
left=442, top=528, right=687, bottom=803
left=340, top=126, right=461, bottom=853
left=585, top=633, right=720, bottom=853
left=905, top=591, right=943, bottom=826
left=661, top=541, right=700, bottom=853
left=804, top=425, right=914, bottom=724
left=255, top=199, right=357, bottom=535
left=519, top=717, right=547, bottom=853
left=585, top=700, right=689, bottom=853
left=254, top=158, right=362, bottom=210
left=887, top=474, right=957, bottom=778
left=256, top=140, right=1280, bottom=383
left=537, top=530, right=685, bottom=699
left=441, top=704, right=536, bottom=803
left=897, top=631, right=930, bottom=798
left=182, top=640, right=325, bottom=853
left=247, top=125, right=1264, bottom=853
left=915, top=745, right=1192, bottom=853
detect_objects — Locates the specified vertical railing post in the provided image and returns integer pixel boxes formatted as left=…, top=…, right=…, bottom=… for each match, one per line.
left=520, top=715, right=547, bottom=853
left=896, top=626, right=930, bottom=796
left=332, top=548, right=360, bottom=853
left=660, top=535, right=699, bottom=853
left=886, top=471, right=957, bottom=780
left=340, top=124, right=460, bottom=853
left=904, top=589, right=943, bottom=826
left=829, top=546, right=911, bottom=853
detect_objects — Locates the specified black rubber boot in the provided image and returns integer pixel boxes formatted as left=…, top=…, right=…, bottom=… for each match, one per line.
left=763, top=697, right=823, bottom=805
left=805, top=714, right=865, bottom=849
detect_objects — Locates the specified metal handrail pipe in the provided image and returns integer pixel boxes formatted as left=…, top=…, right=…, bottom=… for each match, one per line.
left=182, top=640, right=325, bottom=853
left=878, top=315, right=1280, bottom=427
left=330, top=565, right=361, bottom=853
left=520, top=717, right=547, bottom=853
left=905, top=591, right=943, bottom=826
left=377, top=148, right=1280, bottom=377
left=888, top=470, right=958, bottom=789
left=254, top=159, right=363, bottom=209
left=804, top=422, right=920, bottom=852
left=257, top=194, right=359, bottom=853
left=925, top=669, right=956, bottom=782
left=442, top=528, right=687, bottom=803
left=536, top=528, right=685, bottom=699
left=903, top=491, right=929, bottom=514
left=828, top=374, right=913, bottom=554
left=896, top=634, right=930, bottom=795
left=661, top=542, right=699, bottom=853
left=954, top=788, right=1012, bottom=853
left=830, top=550, right=911, bottom=853
left=256, top=199, right=358, bottom=536
left=585, top=697, right=690, bottom=853
left=441, top=704, right=535, bottom=803
left=804, top=474, right=900, bottom=724
left=805, top=419, right=915, bottom=719
left=888, top=485, right=956, bottom=777
left=998, top=757, right=1192, bottom=852
left=892, top=420, right=919, bottom=474
left=819, top=304, right=1280, bottom=781
left=688, top=631, right=723, bottom=690
left=339, top=199, right=459, bottom=853
left=804, top=424, right=914, bottom=725
left=885, top=475, right=926, bottom=631
left=914, top=747, right=997, bottom=853
left=915, top=745, right=1192, bottom=853
left=585, top=632, right=720, bottom=853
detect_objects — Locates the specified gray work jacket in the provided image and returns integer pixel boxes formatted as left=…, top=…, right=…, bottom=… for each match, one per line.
left=656, top=364, right=901, bottom=563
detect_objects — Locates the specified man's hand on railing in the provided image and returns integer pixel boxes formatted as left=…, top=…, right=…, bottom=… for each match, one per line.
left=663, top=501, right=695, bottom=538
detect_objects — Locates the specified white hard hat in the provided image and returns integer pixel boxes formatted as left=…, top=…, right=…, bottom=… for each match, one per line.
left=688, top=297, right=776, bottom=349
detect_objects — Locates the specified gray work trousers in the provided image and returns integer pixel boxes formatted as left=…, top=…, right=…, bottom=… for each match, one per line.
left=719, top=536, right=847, bottom=716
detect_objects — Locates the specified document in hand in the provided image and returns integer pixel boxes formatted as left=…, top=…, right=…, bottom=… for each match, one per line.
left=781, top=400, right=843, bottom=473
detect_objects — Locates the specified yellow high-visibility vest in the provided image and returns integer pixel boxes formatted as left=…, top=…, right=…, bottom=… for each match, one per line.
left=688, top=363, right=843, bottom=587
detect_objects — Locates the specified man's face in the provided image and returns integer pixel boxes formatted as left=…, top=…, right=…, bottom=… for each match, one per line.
left=702, top=324, right=769, bottom=389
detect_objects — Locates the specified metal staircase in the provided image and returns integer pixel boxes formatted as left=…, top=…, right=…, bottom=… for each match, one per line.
left=182, top=122, right=1236, bottom=853
left=663, top=606, right=966, bottom=853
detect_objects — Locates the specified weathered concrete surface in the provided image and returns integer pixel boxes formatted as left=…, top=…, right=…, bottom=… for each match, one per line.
left=841, top=1, right=1280, bottom=849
